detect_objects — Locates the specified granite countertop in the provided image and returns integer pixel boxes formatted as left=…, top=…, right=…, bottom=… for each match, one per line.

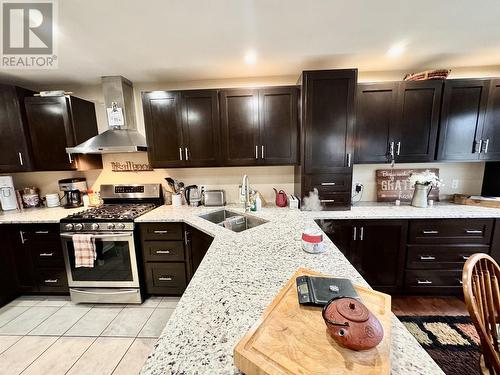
left=137, top=202, right=496, bottom=375
left=0, top=206, right=81, bottom=224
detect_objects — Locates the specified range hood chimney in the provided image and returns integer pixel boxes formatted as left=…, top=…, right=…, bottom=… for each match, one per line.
left=66, top=76, right=147, bottom=154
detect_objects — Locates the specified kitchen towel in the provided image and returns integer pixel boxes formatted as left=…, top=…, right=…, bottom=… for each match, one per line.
left=73, top=234, right=96, bottom=268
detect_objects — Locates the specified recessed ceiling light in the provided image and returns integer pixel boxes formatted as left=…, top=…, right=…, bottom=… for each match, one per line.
left=386, top=42, right=407, bottom=58
left=244, top=49, right=257, bottom=65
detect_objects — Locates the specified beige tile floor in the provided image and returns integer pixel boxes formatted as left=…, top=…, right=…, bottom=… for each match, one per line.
left=0, top=295, right=179, bottom=375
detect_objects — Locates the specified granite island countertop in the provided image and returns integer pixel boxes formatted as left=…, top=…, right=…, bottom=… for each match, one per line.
left=137, top=202, right=500, bottom=374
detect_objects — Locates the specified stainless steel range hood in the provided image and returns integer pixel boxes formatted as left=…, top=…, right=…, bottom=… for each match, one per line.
left=66, top=76, right=147, bottom=154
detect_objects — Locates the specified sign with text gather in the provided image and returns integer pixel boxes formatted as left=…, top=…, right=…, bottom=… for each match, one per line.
left=376, top=168, right=440, bottom=202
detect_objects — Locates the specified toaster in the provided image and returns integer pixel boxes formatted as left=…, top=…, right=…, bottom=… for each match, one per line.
left=203, top=190, right=226, bottom=206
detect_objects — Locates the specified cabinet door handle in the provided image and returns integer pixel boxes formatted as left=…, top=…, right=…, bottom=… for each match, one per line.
left=261, top=145, right=264, bottom=159
left=419, top=255, right=436, bottom=261
left=477, top=139, right=483, bottom=154
left=353, top=226, right=357, bottom=241
left=484, top=139, right=490, bottom=153
left=184, top=230, right=190, bottom=246
left=359, top=226, right=364, bottom=241
left=255, top=145, right=258, bottom=159
left=19, top=231, right=26, bottom=244
left=422, top=230, right=439, bottom=235
left=18, top=152, right=24, bottom=166
left=465, top=229, right=482, bottom=234
left=346, top=153, right=351, bottom=167
left=389, top=141, right=395, bottom=159
left=179, top=147, right=183, bottom=161
left=321, top=182, right=336, bottom=186
left=156, top=250, right=171, bottom=254
left=320, top=199, right=335, bottom=203
left=40, top=252, right=54, bottom=257
left=457, top=279, right=463, bottom=285
left=396, top=141, right=401, bottom=156
left=35, top=231, right=49, bottom=234
left=185, top=147, right=189, bottom=161
left=153, top=230, right=168, bottom=234
left=417, top=279, right=433, bottom=285
left=159, top=276, right=173, bottom=281
left=462, top=255, right=470, bottom=260
left=44, top=279, right=58, bottom=284
left=68, top=153, right=73, bottom=164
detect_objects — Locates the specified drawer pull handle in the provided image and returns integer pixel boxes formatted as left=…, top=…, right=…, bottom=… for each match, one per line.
left=156, top=250, right=171, bottom=254
left=422, top=230, right=439, bottom=235
left=320, top=199, right=335, bottom=203
left=465, top=230, right=482, bottom=234
left=420, top=255, right=436, bottom=261
left=462, top=255, right=470, bottom=261
left=35, top=231, right=49, bottom=234
left=158, top=276, right=173, bottom=281
left=39, top=252, right=54, bottom=257
left=417, top=279, right=433, bottom=285
left=44, top=279, right=58, bottom=283
left=153, top=230, right=168, bottom=234
left=320, top=182, right=336, bottom=186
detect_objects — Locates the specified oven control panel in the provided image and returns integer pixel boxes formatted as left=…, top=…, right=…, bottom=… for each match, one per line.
left=114, top=186, right=145, bottom=194
left=60, top=222, right=133, bottom=232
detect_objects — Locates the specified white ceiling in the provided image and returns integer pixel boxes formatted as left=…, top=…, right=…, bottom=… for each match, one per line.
left=2, top=0, right=500, bottom=86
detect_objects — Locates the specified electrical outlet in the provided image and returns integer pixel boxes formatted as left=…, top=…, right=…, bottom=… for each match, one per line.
left=200, top=185, right=206, bottom=191
left=452, top=179, right=459, bottom=189
left=355, top=183, right=363, bottom=193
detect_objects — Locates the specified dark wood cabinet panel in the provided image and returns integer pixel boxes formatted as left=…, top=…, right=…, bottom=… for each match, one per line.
left=220, top=89, right=260, bottom=166
left=24, top=95, right=101, bottom=171
left=259, top=87, right=298, bottom=165
left=481, top=79, right=500, bottom=160
left=144, top=263, right=187, bottom=295
left=0, top=228, right=19, bottom=306
left=186, top=225, right=214, bottom=276
left=303, top=70, right=356, bottom=174
left=142, top=91, right=184, bottom=168
left=355, top=83, right=397, bottom=163
left=393, top=80, right=442, bottom=162
left=0, top=85, right=33, bottom=172
left=24, top=96, right=76, bottom=171
left=352, top=220, right=407, bottom=293
left=404, top=269, right=463, bottom=294
left=315, top=219, right=353, bottom=259
left=406, top=244, right=489, bottom=270
left=181, top=90, right=220, bottom=167
left=437, top=79, right=490, bottom=161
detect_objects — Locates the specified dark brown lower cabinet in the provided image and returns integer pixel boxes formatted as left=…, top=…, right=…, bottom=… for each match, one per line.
left=318, top=218, right=499, bottom=295
left=3, top=224, right=68, bottom=302
left=0, top=228, right=19, bottom=306
left=140, top=223, right=213, bottom=296
left=317, top=219, right=407, bottom=294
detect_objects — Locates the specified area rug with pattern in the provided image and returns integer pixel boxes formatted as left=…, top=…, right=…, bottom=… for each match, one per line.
left=397, top=315, right=481, bottom=375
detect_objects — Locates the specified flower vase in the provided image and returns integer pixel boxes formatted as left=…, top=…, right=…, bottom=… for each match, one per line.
left=411, top=183, right=431, bottom=208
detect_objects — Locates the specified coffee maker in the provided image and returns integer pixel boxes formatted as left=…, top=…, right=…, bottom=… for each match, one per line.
left=58, top=178, right=87, bottom=208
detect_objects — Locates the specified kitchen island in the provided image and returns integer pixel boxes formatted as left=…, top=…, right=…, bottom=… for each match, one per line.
left=137, top=202, right=500, bottom=375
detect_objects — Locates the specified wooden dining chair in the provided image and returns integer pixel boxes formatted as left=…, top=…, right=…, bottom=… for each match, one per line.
left=463, top=253, right=500, bottom=374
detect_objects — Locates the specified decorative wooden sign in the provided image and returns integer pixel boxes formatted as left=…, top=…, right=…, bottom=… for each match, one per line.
left=110, top=161, right=153, bottom=172
left=376, top=168, right=440, bottom=202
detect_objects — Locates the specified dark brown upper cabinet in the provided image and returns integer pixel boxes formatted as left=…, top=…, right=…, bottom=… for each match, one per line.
left=302, top=70, right=356, bottom=174
left=24, top=95, right=102, bottom=171
left=142, top=90, right=220, bottom=168
left=220, top=86, right=298, bottom=166
left=355, top=80, right=442, bottom=163
left=355, top=82, right=398, bottom=163
left=181, top=90, right=221, bottom=167
left=437, top=79, right=490, bottom=161
left=480, top=79, right=500, bottom=160
left=0, top=85, right=34, bottom=173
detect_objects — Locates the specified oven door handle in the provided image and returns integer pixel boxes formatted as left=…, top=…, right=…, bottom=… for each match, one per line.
left=60, top=233, right=133, bottom=239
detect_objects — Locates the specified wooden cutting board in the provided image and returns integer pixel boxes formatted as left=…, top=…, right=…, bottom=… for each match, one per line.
left=234, top=268, right=391, bottom=375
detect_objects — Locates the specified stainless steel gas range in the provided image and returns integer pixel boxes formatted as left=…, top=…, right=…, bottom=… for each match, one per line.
left=60, top=184, right=162, bottom=304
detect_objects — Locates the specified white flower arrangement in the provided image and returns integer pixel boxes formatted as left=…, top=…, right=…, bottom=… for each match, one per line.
left=408, top=170, right=443, bottom=187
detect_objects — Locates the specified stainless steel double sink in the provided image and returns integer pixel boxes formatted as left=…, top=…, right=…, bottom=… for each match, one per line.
left=199, top=209, right=268, bottom=233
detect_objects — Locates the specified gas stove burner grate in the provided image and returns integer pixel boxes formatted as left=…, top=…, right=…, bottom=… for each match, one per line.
left=66, top=203, right=157, bottom=221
